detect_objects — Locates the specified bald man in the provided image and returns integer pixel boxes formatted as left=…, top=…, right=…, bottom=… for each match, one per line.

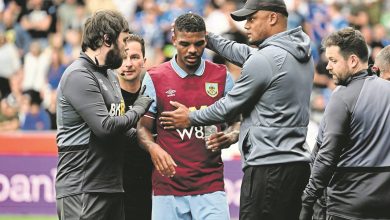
left=374, top=45, right=390, bottom=81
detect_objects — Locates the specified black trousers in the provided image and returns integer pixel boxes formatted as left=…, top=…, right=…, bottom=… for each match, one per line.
left=239, top=162, right=310, bottom=220
left=123, top=172, right=152, bottom=220
left=56, top=193, right=124, bottom=220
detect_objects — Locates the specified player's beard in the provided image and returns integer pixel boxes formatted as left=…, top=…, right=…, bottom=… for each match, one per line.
left=105, top=43, right=123, bottom=69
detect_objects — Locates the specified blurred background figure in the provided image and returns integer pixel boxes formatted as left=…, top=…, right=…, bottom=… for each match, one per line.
left=0, top=25, right=21, bottom=99
left=0, top=2, right=31, bottom=56
left=132, top=0, right=165, bottom=69
left=0, top=94, right=19, bottom=131
left=19, top=89, right=51, bottom=130
left=22, top=40, right=50, bottom=93
left=20, top=0, right=55, bottom=48
left=63, top=28, right=82, bottom=65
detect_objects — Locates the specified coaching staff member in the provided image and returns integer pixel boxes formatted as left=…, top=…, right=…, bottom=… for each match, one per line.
left=115, top=34, right=153, bottom=220
left=300, top=27, right=390, bottom=220
left=55, top=10, right=152, bottom=220
left=159, top=0, right=315, bottom=219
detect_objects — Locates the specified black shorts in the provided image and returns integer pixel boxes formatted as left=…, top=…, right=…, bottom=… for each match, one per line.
left=56, top=193, right=124, bottom=220
left=239, top=162, right=310, bottom=220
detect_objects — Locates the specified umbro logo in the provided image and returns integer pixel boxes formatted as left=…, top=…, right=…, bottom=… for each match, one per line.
left=166, top=89, right=176, bottom=97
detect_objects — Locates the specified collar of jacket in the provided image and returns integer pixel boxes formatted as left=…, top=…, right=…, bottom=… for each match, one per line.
left=79, top=52, right=110, bottom=73
left=342, top=69, right=370, bottom=86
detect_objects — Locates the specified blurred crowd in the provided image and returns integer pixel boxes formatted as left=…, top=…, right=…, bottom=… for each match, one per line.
left=0, top=0, right=389, bottom=131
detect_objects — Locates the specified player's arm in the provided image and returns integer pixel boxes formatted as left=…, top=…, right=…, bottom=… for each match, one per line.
left=137, top=72, right=177, bottom=177
left=161, top=52, right=272, bottom=128
left=191, top=52, right=272, bottom=125
left=137, top=116, right=177, bottom=177
left=207, top=32, right=256, bottom=67
left=63, top=70, right=149, bottom=138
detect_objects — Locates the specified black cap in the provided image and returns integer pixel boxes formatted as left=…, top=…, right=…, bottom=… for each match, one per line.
left=231, top=0, right=288, bottom=21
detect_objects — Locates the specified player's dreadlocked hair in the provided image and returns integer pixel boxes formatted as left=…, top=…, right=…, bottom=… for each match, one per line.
left=174, top=13, right=206, bottom=33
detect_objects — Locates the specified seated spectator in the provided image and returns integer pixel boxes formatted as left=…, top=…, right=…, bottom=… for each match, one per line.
left=1, top=3, right=32, bottom=56
left=19, top=90, right=51, bottom=130
left=0, top=94, right=19, bottom=131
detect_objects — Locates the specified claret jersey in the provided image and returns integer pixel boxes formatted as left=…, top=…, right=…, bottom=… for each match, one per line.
left=142, top=57, right=234, bottom=196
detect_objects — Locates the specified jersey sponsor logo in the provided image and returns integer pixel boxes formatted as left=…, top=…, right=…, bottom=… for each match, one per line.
left=176, top=126, right=205, bottom=140
left=176, top=105, right=209, bottom=140
left=205, top=82, right=218, bottom=98
left=165, top=89, right=176, bottom=97
left=109, top=100, right=125, bottom=116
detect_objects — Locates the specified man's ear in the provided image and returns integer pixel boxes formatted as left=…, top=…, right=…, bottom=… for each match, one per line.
left=142, top=57, right=147, bottom=68
left=269, top=12, right=278, bottom=26
left=172, top=35, right=177, bottom=47
left=349, top=54, right=359, bottom=68
left=103, top=34, right=112, bottom=47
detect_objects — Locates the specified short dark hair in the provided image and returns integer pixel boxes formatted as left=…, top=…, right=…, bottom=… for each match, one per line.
left=322, top=27, right=368, bottom=62
left=126, top=33, right=145, bottom=57
left=23, top=90, right=42, bottom=106
left=174, top=13, right=206, bottom=33
left=81, top=10, right=129, bottom=52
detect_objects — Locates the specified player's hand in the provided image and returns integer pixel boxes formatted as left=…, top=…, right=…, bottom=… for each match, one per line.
left=206, top=131, right=239, bottom=152
left=148, top=144, right=177, bottom=177
left=160, top=101, right=191, bottom=129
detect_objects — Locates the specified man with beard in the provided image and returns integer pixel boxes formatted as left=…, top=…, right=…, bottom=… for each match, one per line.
left=159, top=0, right=314, bottom=219
left=306, top=44, right=390, bottom=220
left=300, top=27, right=390, bottom=220
left=55, top=10, right=153, bottom=220
left=114, top=34, right=153, bottom=220
left=137, top=13, right=239, bottom=220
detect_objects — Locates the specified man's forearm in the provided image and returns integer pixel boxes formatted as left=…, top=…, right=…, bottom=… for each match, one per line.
left=137, top=124, right=157, bottom=152
left=225, top=120, right=240, bottom=145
